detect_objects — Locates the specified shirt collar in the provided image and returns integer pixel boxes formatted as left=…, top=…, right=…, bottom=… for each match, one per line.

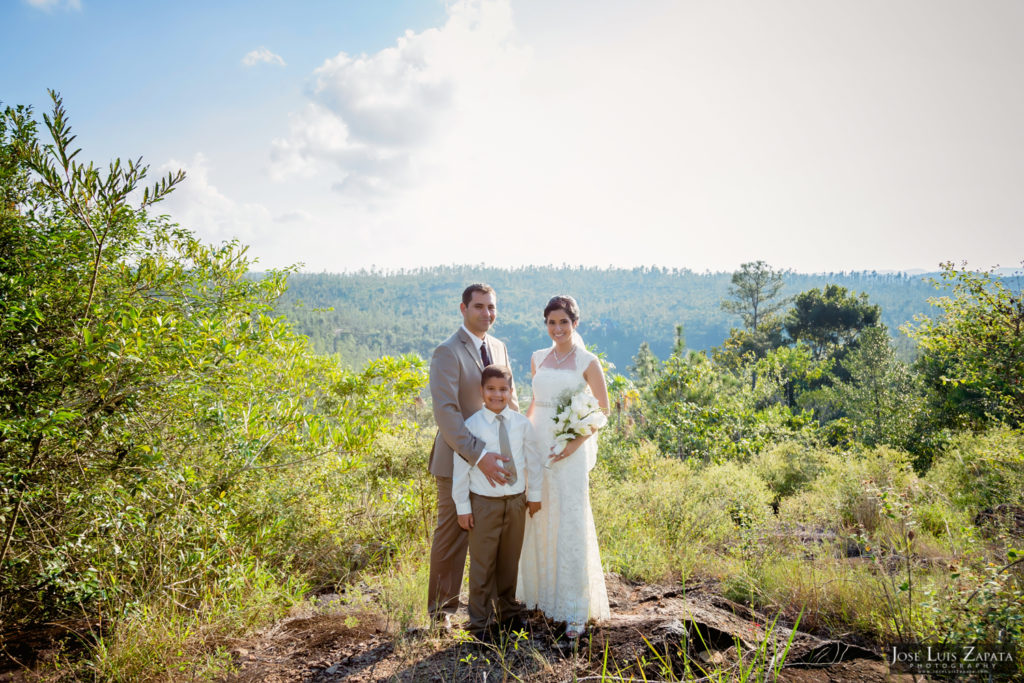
left=461, top=324, right=487, bottom=346
left=482, top=406, right=512, bottom=423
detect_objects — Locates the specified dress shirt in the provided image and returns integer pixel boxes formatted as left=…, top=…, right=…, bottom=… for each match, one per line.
left=452, top=406, right=542, bottom=516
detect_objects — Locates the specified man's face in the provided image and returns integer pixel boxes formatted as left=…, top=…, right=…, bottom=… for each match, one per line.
left=461, top=291, right=496, bottom=336
left=482, top=376, right=511, bottom=413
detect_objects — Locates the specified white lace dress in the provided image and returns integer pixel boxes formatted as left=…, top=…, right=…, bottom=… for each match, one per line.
left=516, top=346, right=610, bottom=626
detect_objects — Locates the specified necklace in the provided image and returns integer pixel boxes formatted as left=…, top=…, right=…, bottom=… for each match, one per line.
left=551, top=347, right=575, bottom=365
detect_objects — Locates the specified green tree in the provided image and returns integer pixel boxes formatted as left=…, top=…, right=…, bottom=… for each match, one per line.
left=784, top=284, right=881, bottom=361
left=630, top=341, right=661, bottom=388
left=719, top=262, right=788, bottom=389
left=906, top=262, right=1024, bottom=429
left=822, top=326, right=923, bottom=449
left=720, top=260, right=787, bottom=332
left=753, top=342, right=824, bottom=409
left=0, top=94, right=426, bottom=628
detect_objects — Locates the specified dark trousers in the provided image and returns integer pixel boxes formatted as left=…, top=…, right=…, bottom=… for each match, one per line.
left=428, top=475, right=468, bottom=616
left=467, top=491, right=526, bottom=635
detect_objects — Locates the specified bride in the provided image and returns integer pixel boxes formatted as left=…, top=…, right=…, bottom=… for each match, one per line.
left=517, top=295, right=611, bottom=639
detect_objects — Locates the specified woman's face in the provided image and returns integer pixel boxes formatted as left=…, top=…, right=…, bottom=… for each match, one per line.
left=546, top=308, right=578, bottom=345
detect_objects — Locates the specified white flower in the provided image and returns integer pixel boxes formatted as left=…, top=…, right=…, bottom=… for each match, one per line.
left=549, top=386, right=606, bottom=456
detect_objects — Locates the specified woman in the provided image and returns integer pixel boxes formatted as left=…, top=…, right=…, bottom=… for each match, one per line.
left=517, top=295, right=611, bottom=639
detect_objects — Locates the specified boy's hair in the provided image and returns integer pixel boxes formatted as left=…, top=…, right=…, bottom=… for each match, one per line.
left=481, top=364, right=513, bottom=386
left=462, top=283, right=496, bottom=306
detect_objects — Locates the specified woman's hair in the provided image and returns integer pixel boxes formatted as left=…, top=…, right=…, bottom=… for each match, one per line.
left=543, top=295, right=580, bottom=323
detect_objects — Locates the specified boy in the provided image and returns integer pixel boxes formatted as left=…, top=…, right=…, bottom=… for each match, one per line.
left=452, top=364, right=542, bottom=639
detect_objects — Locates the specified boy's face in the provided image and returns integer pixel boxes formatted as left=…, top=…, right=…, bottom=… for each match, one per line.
left=482, top=376, right=511, bottom=413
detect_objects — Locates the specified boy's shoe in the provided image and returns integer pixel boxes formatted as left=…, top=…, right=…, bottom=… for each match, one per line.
left=430, top=611, right=457, bottom=631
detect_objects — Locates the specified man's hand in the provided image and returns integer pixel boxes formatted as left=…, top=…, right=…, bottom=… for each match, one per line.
left=476, top=451, right=510, bottom=487
left=457, top=513, right=474, bottom=530
left=527, top=501, right=542, bottom=517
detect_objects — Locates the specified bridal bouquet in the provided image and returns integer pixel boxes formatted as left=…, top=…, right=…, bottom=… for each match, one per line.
left=550, top=386, right=608, bottom=456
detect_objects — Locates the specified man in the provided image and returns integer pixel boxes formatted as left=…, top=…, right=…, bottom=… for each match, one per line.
left=427, top=283, right=518, bottom=624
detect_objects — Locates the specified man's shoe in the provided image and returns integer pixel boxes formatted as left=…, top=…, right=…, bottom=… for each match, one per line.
left=500, top=614, right=528, bottom=633
left=469, top=627, right=493, bottom=645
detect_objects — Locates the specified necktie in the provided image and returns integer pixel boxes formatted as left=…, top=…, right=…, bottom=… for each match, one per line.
left=495, top=414, right=517, bottom=485
left=480, top=340, right=492, bottom=367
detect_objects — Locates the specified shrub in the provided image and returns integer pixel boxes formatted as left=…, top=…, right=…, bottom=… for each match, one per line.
left=752, top=441, right=829, bottom=501
left=925, top=426, right=1024, bottom=515
left=694, top=461, right=774, bottom=530
left=778, top=446, right=919, bottom=531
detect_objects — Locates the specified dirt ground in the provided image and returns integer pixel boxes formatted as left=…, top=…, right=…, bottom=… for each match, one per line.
left=223, top=576, right=923, bottom=682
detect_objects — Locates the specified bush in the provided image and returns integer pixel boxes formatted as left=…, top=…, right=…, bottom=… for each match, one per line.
left=778, top=446, right=919, bottom=531
left=694, top=461, right=774, bottom=530
left=926, top=426, right=1024, bottom=515
left=752, top=441, right=829, bottom=501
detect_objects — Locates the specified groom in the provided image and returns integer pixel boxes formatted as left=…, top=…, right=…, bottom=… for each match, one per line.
left=427, top=283, right=518, bottom=624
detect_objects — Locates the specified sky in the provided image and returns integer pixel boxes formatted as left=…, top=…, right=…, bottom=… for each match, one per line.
left=2, top=0, right=1023, bottom=274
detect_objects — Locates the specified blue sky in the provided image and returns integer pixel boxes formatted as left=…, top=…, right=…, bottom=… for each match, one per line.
left=2, top=1, right=445, bottom=169
left=3, top=0, right=1023, bottom=274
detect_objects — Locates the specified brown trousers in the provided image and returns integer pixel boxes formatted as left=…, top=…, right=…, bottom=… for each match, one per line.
left=428, top=476, right=468, bottom=616
left=466, top=491, right=526, bottom=635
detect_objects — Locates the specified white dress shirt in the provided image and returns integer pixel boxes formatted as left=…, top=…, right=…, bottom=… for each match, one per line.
left=452, top=406, right=542, bottom=515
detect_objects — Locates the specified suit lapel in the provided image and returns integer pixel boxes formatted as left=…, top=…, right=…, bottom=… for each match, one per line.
left=459, top=329, right=485, bottom=371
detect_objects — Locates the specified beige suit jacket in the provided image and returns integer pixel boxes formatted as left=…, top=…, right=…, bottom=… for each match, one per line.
left=429, top=327, right=518, bottom=477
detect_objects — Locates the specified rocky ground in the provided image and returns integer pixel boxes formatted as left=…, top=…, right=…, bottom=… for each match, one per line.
left=224, top=576, right=917, bottom=682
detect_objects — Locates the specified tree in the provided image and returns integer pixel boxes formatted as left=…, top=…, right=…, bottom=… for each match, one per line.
left=784, top=284, right=881, bottom=361
left=906, top=262, right=1024, bottom=429
left=719, top=262, right=788, bottom=389
left=823, top=326, right=923, bottom=449
left=0, top=94, right=426, bottom=628
left=753, top=342, right=825, bottom=409
left=720, top=261, right=787, bottom=332
left=630, top=341, right=661, bottom=387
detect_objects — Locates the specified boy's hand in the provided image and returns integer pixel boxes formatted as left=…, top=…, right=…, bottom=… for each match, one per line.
left=457, top=513, right=474, bottom=530
left=526, top=501, right=541, bottom=517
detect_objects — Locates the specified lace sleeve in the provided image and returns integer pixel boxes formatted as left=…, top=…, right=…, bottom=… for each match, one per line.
left=575, top=347, right=600, bottom=374
left=531, top=348, right=549, bottom=375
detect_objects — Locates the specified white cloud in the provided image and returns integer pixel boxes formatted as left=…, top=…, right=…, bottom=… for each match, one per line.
left=25, top=0, right=81, bottom=11
left=242, top=47, right=286, bottom=67
left=271, top=0, right=529, bottom=197
left=274, top=209, right=313, bottom=223
left=159, top=154, right=272, bottom=244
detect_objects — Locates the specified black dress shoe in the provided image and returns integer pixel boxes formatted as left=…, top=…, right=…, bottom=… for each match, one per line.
left=469, top=627, right=493, bottom=644
left=499, top=615, right=528, bottom=633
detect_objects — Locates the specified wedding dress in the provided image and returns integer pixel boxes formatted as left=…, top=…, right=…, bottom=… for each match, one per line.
left=516, top=343, right=610, bottom=628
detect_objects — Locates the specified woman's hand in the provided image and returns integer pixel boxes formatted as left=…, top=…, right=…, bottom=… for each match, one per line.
left=549, top=434, right=587, bottom=463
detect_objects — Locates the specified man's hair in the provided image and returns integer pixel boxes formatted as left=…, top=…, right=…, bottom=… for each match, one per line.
left=462, top=283, right=496, bottom=306
left=481, top=364, right=513, bottom=386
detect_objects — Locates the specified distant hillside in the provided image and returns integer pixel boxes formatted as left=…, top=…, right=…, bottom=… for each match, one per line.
left=269, top=266, right=947, bottom=380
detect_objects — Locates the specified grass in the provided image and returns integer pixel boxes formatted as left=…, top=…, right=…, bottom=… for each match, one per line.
left=69, top=563, right=305, bottom=682
left=17, top=430, right=1023, bottom=680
